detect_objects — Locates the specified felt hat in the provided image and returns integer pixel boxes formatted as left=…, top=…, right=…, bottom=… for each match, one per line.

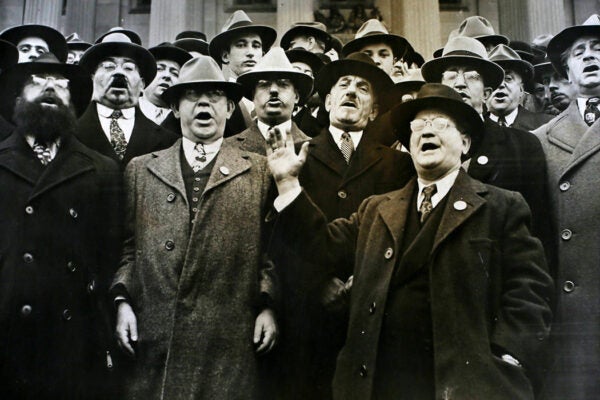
left=173, top=30, right=209, bottom=56
left=65, top=32, right=92, bottom=51
left=488, top=44, right=534, bottom=83
left=285, top=47, right=327, bottom=75
left=280, top=22, right=333, bottom=52
left=0, top=24, right=68, bottom=62
left=148, top=42, right=192, bottom=68
left=94, top=27, right=142, bottom=45
left=456, top=16, right=509, bottom=48
left=341, top=19, right=409, bottom=59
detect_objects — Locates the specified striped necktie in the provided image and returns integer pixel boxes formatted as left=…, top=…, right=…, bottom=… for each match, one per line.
left=340, top=132, right=354, bottom=164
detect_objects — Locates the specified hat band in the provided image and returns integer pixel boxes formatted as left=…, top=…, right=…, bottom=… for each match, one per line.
left=227, top=21, right=253, bottom=30
left=360, top=31, right=389, bottom=38
left=443, top=50, right=485, bottom=58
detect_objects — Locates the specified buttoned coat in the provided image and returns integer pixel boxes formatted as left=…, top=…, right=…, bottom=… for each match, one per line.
left=534, top=102, right=600, bottom=400
left=76, top=102, right=178, bottom=168
left=0, top=132, right=121, bottom=399
left=276, top=171, right=553, bottom=400
left=111, top=138, right=277, bottom=400
left=512, top=105, right=553, bottom=132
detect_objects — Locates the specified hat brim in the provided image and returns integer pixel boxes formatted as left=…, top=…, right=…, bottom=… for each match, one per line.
left=0, top=62, right=92, bottom=121
left=475, top=34, right=509, bottom=48
left=280, top=26, right=332, bottom=51
left=285, top=49, right=326, bottom=75
left=421, top=55, right=505, bottom=89
left=384, top=81, right=426, bottom=109
left=342, top=34, right=409, bottom=59
left=79, top=42, right=157, bottom=84
left=209, top=25, right=277, bottom=65
left=173, top=38, right=209, bottom=55
left=0, top=24, right=68, bottom=62
left=149, top=46, right=192, bottom=69
left=0, top=39, right=18, bottom=69
left=533, top=61, right=556, bottom=83
left=315, top=58, right=393, bottom=100
left=548, top=25, right=600, bottom=78
left=67, top=42, right=92, bottom=51
left=494, top=59, right=534, bottom=83
left=162, top=81, right=244, bottom=105
left=236, top=70, right=314, bottom=105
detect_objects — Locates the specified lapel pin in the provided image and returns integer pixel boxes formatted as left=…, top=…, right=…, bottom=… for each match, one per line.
left=219, top=166, right=230, bottom=176
left=453, top=200, right=467, bottom=211
left=477, top=155, right=489, bottom=165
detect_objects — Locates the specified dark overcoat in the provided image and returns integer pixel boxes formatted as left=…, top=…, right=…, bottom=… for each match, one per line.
left=0, top=132, right=121, bottom=399
left=111, top=138, right=278, bottom=400
left=512, top=105, right=554, bottom=132
left=534, top=102, right=600, bottom=400
left=276, top=171, right=554, bottom=400
left=233, top=120, right=310, bottom=156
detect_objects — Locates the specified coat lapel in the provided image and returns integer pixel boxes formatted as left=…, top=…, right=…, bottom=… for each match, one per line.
left=124, top=108, right=161, bottom=160
left=238, top=123, right=267, bottom=155
left=467, top=119, right=505, bottom=183
left=308, top=129, right=348, bottom=177
left=76, top=103, right=119, bottom=163
left=343, top=136, right=383, bottom=184
left=204, top=139, right=252, bottom=194
left=559, top=104, right=600, bottom=177
left=146, top=139, right=188, bottom=202
left=546, top=103, right=586, bottom=154
left=377, top=178, right=415, bottom=247
left=0, top=133, right=44, bottom=184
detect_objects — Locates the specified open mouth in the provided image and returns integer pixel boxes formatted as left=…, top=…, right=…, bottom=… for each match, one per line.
left=421, top=142, right=439, bottom=152
left=583, top=64, right=600, bottom=73
left=158, top=82, right=170, bottom=89
left=38, top=96, right=59, bottom=106
left=341, top=101, right=357, bottom=108
left=456, top=91, right=470, bottom=101
left=194, top=111, right=212, bottom=121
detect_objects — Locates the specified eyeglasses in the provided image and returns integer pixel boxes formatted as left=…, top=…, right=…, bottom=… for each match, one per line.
left=98, top=60, right=138, bottom=73
left=441, top=70, right=482, bottom=84
left=183, top=89, right=226, bottom=103
left=410, top=117, right=453, bottom=132
left=29, top=74, right=70, bottom=89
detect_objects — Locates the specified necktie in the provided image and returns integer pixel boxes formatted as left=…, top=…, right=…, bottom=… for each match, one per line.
left=192, top=143, right=208, bottom=172
left=340, top=132, right=354, bottom=164
left=33, top=141, right=52, bottom=166
left=109, top=110, right=127, bottom=160
left=497, top=115, right=507, bottom=127
left=419, top=184, right=437, bottom=224
left=584, top=97, right=600, bottom=126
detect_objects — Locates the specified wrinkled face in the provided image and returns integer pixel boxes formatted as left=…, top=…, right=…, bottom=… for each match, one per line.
left=325, top=75, right=378, bottom=131
left=441, top=66, right=491, bottom=113
left=92, top=56, right=145, bottom=109
left=17, top=37, right=49, bottom=63
left=173, top=88, right=234, bottom=143
left=222, top=33, right=263, bottom=77
left=253, top=78, right=299, bottom=125
left=67, top=49, right=86, bottom=65
left=409, top=110, right=470, bottom=181
left=291, top=61, right=314, bottom=77
left=566, top=36, right=600, bottom=94
left=488, top=70, right=524, bottom=115
left=19, top=72, right=71, bottom=108
left=549, top=72, right=575, bottom=111
left=360, top=42, right=395, bottom=76
left=145, top=59, right=181, bottom=105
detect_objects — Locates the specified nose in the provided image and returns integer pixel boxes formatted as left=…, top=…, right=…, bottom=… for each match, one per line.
left=453, top=73, right=467, bottom=89
left=544, top=85, right=552, bottom=99
left=269, top=82, right=279, bottom=94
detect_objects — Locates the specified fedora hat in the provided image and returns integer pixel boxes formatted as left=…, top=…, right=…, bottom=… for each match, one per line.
left=79, top=32, right=157, bottom=84
left=533, top=59, right=555, bottom=84
left=0, top=24, right=68, bottom=62
left=65, top=32, right=92, bottom=51
left=548, top=14, right=600, bottom=78
left=456, top=16, right=509, bottom=48
left=433, top=29, right=459, bottom=59
left=421, top=36, right=505, bottom=89
left=342, top=19, right=409, bottom=59
left=314, top=51, right=393, bottom=99
left=149, top=42, right=192, bottom=68
left=209, top=10, right=277, bottom=65
left=173, top=30, right=209, bottom=56
left=280, top=22, right=333, bottom=52
left=390, top=83, right=483, bottom=155
left=94, top=27, right=142, bottom=45
left=0, top=39, right=18, bottom=70
left=508, top=40, right=545, bottom=64
left=285, top=47, right=327, bottom=75
left=384, top=78, right=426, bottom=110
left=236, top=47, right=314, bottom=105
left=162, top=55, right=243, bottom=105
left=488, top=44, right=534, bottom=83
left=0, top=52, right=92, bottom=121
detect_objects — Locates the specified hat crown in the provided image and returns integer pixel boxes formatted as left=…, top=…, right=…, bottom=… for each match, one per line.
left=28, top=52, right=62, bottom=65
left=290, top=22, right=327, bottom=32
left=100, top=32, right=133, bottom=44
left=175, top=31, right=207, bottom=42
left=415, top=83, right=466, bottom=103
left=344, top=51, right=379, bottom=67
left=178, top=55, right=227, bottom=84
left=458, top=16, right=497, bottom=37
left=355, top=19, right=390, bottom=39
left=66, top=32, right=84, bottom=43
left=250, top=46, right=296, bottom=73
left=583, top=14, right=600, bottom=26
left=488, top=44, right=523, bottom=62
left=221, top=10, right=254, bottom=33
left=442, top=36, right=489, bottom=59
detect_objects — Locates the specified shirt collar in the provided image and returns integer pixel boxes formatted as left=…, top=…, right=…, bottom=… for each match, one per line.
left=489, top=107, right=519, bottom=126
left=257, top=119, right=292, bottom=141
left=416, top=168, right=460, bottom=209
left=97, top=102, right=135, bottom=119
left=329, top=125, right=363, bottom=148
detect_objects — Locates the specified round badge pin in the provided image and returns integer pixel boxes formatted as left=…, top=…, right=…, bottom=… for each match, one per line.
left=453, top=200, right=467, bottom=211
left=477, top=155, right=489, bottom=165
left=219, top=166, right=230, bottom=176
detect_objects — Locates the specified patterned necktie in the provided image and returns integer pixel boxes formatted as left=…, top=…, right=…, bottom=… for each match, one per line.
left=584, top=97, right=600, bottom=126
left=192, top=143, right=208, bottom=172
left=33, top=141, right=52, bottom=166
left=419, top=184, right=438, bottom=224
left=497, top=115, right=507, bottom=127
left=340, top=132, right=354, bottom=164
left=109, top=110, right=127, bottom=160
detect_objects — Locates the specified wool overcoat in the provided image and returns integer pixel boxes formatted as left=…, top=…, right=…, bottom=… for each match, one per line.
left=111, top=138, right=278, bottom=400
left=511, top=105, right=554, bottom=132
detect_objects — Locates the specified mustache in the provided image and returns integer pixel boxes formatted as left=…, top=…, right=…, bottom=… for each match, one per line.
left=110, top=75, right=129, bottom=88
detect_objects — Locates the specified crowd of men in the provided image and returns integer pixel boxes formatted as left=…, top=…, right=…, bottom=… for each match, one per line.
left=0, top=8, right=598, bottom=400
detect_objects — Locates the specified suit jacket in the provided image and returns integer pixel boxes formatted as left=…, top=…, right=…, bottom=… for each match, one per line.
left=76, top=102, right=178, bottom=168
left=159, top=112, right=181, bottom=136
left=233, top=120, right=310, bottom=156
left=511, top=106, right=554, bottom=132
left=293, top=106, right=326, bottom=138
left=276, top=171, right=553, bottom=400
left=534, top=102, right=600, bottom=400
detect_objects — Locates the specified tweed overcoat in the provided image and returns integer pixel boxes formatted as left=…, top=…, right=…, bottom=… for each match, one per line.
left=275, top=171, right=553, bottom=400
left=111, top=137, right=277, bottom=400
left=534, top=102, right=600, bottom=400
left=0, top=132, right=121, bottom=399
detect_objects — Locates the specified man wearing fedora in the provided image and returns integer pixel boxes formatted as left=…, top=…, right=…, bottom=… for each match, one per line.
left=455, top=15, right=509, bottom=51
left=265, top=83, right=553, bottom=400
left=111, top=55, right=278, bottom=400
left=0, top=53, right=121, bottom=399
left=280, top=22, right=334, bottom=55
left=77, top=31, right=177, bottom=168
left=65, top=32, right=92, bottom=65
left=0, top=24, right=68, bottom=63
left=534, top=15, right=600, bottom=400
left=486, top=44, right=552, bottom=131
left=173, top=30, right=209, bottom=57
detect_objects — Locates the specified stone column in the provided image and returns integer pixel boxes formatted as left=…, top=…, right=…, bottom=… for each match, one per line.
left=276, top=0, right=314, bottom=43
left=23, top=0, right=62, bottom=29
left=149, top=0, right=220, bottom=46
left=65, top=0, right=97, bottom=42
left=498, top=0, right=565, bottom=42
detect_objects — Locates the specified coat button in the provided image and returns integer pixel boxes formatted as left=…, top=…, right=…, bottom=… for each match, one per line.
left=337, top=190, right=347, bottom=199
left=25, top=205, right=34, bottom=215
left=384, top=247, right=394, bottom=259
left=477, top=155, right=489, bottom=165
left=167, top=193, right=176, bottom=202
left=561, top=229, right=573, bottom=241
left=87, top=280, right=96, bottom=294
left=192, top=207, right=198, bottom=213
left=21, top=304, right=32, bottom=317
left=23, top=253, right=34, bottom=263
left=559, top=181, right=571, bottom=192
left=192, top=197, right=199, bottom=202
left=193, top=187, right=200, bottom=192
left=69, top=208, right=78, bottom=218
left=536, top=332, right=546, bottom=341
left=359, top=364, right=368, bottom=377
left=563, top=280, right=575, bottom=293
left=62, top=309, right=72, bottom=321
left=67, top=261, right=77, bottom=272
left=165, top=240, right=175, bottom=251
left=369, top=302, right=376, bottom=314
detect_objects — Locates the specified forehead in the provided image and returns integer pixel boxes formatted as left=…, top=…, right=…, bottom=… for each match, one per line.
left=414, top=109, right=453, bottom=120
left=360, top=42, right=393, bottom=53
left=17, top=36, right=49, bottom=48
left=230, top=33, right=262, bottom=45
left=157, top=59, right=181, bottom=69
left=291, top=61, right=312, bottom=71
left=290, top=34, right=310, bottom=42
left=570, top=36, right=600, bottom=51
left=101, top=56, right=137, bottom=65
left=444, top=65, right=479, bottom=73
left=333, top=74, right=372, bottom=88
left=504, top=69, right=523, bottom=80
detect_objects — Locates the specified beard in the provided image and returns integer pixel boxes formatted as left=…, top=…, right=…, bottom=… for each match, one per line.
left=13, top=97, right=78, bottom=143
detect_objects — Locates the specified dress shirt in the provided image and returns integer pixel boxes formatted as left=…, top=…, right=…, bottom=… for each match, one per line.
left=181, top=136, right=222, bottom=169
left=416, top=169, right=460, bottom=211
left=97, top=103, right=135, bottom=143
left=25, top=135, right=60, bottom=160
left=329, top=125, right=363, bottom=151
left=577, top=97, right=600, bottom=119
left=488, top=107, right=518, bottom=127
left=139, top=96, right=170, bottom=125
left=257, top=119, right=292, bottom=141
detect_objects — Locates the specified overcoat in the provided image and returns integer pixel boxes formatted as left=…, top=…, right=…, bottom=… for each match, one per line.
left=511, top=105, right=553, bottom=132
left=111, top=138, right=278, bottom=400
left=534, top=102, right=600, bottom=400
left=233, top=120, right=310, bottom=156
left=0, top=132, right=121, bottom=399
left=275, top=171, right=553, bottom=400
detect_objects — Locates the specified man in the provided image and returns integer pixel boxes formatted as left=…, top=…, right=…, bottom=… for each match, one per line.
left=173, top=30, right=209, bottom=57
left=77, top=32, right=177, bottom=167
left=65, top=32, right=92, bottom=65
left=534, top=14, right=600, bottom=400
left=139, top=42, right=191, bottom=126
left=0, top=24, right=68, bottom=63
left=0, top=39, right=19, bottom=140
left=266, top=83, right=553, bottom=400
left=111, top=55, right=278, bottom=400
left=280, top=22, right=333, bottom=54
left=487, top=44, right=553, bottom=131
left=209, top=10, right=277, bottom=137
left=0, top=52, right=121, bottom=399
left=534, top=60, right=576, bottom=114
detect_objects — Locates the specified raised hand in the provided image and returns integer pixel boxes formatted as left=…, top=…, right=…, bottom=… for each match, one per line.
left=265, top=127, right=309, bottom=196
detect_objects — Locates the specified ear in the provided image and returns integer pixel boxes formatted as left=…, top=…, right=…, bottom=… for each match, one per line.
left=221, top=50, right=230, bottom=65
left=171, top=102, right=180, bottom=119
left=461, top=133, right=472, bottom=155
left=369, top=101, right=379, bottom=121
left=482, top=87, right=493, bottom=101
left=324, top=93, right=332, bottom=112
left=225, top=99, right=236, bottom=119
left=294, top=89, right=300, bottom=105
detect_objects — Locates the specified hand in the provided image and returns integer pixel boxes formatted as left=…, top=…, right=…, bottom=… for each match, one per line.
left=266, top=127, right=309, bottom=196
left=320, top=277, right=351, bottom=313
left=254, top=308, right=278, bottom=354
left=115, top=301, right=138, bottom=358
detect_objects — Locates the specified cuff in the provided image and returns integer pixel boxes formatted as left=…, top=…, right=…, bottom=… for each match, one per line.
left=273, top=187, right=302, bottom=212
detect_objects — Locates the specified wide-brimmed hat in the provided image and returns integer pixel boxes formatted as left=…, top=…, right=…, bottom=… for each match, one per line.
left=209, top=10, right=277, bottom=65
left=65, top=32, right=92, bottom=51
left=342, top=19, right=409, bottom=59
left=173, top=30, right=209, bottom=56
left=390, top=83, right=483, bottom=154
left=508, top=40, right=544, bottom=64
left=384, top=79, right=426, bottom=110
left=433, top=29, right=459, bottom=59
left=0, top=24, right=68, bottom=62
left=421, top=36, right=505, bottom=89
left=456, top=16, right=509, bottom=48
left=94, top=27, right=142, bottom=45
left=79, top=32, right=157, bottom=84
left=488, top=44, right=534, bottom=83
left=148, top=42, right=192, bottom=68
left=0, top=52, right=92, bottom=121
left=314, top=52, right=394, bottom=99
left=162, top=55, right=243, bottom=105
left=236, top=47, right=313, bottom=105
left=533, top=59, right=554, bottom=84
left=0, top=39, right=18, bottom=70
left=285, top=47, right=327, bottom=75
left=548, top=14, right=600, bottom=78
left=280, top=22, right=333, bottom=52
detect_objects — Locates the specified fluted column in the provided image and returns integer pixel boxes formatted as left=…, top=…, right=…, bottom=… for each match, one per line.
left=149, top=0, right=219, bottom=46
left=65, top=0, right=97, bottom=42
left=498, top=0, right=565, bottom=41
left=23, top=0, right=62, bottom=28
left=276, top=0, right=314, bottom=43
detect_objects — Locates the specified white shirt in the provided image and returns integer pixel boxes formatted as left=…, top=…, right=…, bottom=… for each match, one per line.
left=416, top=169, right=460, bottom=211
left=139, top=96, right=170, bottom=125
left=181, top=136, right=222, bottom=169
left=257, top=119, right=292, bottom=141
left=97, top=103, right=135, bottom=143
left=488, top=107, right=519, bottom=127
left=25, top=135, right=60, bottom=160
left=329, top=125, right=363, bottom=152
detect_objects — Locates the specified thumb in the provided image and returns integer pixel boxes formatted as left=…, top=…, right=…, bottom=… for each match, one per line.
left=253, top=318, right=263, bottom=344
left=129, top=315, right=138, bottom=342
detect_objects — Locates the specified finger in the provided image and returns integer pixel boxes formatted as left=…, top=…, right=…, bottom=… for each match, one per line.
left=272, top=127, right=285, bottom=149
left=257, top=330, right=272, bottom=353
left=117, top=330, right=135, bottom=357
left=297, top=142, right=310, bottom=165
left=253, top=319, right=263, bottom=344
left=284, top=132, right=295, bottom=149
